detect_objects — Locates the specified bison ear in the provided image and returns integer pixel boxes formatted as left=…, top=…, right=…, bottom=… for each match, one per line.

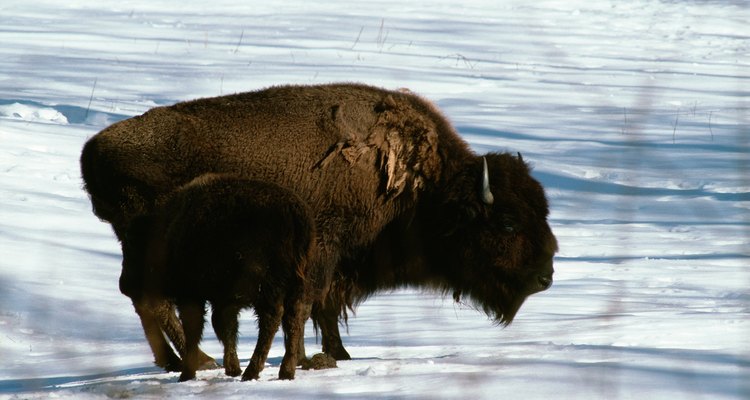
left=435, top=201, right=484, bottom=236
left=433, top=159, right=489, bottom=236
left=435, top=201, right=480, bottom=237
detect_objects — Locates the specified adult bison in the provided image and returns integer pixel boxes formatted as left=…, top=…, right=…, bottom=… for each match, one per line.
left=80, top=83, right=557, bottom=376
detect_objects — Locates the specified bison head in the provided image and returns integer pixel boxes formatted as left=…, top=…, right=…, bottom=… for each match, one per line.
left=432, top=152, right=557, bottom=325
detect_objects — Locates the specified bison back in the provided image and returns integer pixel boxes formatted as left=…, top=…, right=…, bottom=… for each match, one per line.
left=84, top=84, right=461, bottom=250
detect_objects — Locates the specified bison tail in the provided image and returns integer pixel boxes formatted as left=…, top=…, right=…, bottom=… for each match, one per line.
left=80, top=136, right=117, bottom=222
left=79, top=134, right=155, bottom=228
left=292, top=214, right=315, bottom=282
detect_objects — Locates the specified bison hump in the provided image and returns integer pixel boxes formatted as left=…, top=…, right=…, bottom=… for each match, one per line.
left=315, top=94, right=440, bottom=199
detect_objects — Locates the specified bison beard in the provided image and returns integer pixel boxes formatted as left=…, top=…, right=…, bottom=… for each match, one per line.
left=80, top=83, right=557, bottom=377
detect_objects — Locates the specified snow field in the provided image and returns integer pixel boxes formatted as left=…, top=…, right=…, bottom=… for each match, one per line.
left=1, top=0, right=748, bottom=398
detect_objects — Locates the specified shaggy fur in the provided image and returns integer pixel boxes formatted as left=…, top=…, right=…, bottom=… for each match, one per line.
left=142, top=174, right=315, bottom=381
left=80, top=83, right=557, bottom=371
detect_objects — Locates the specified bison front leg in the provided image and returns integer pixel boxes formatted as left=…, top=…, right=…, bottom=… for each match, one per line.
left=133, top=294, right=217, bottom=373
left=132, top=298, right=183, bottom=372
left=313, top=301, right=351, bottom=361
left=210, top=303, right=242, bottom=377
left=121, top=247, right=183, bottom=371
left=160, top=302, right=219, bottom=370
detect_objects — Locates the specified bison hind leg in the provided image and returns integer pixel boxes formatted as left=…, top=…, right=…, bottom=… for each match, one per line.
left=295, top=303, right=313, bottom=367
left=278, top=295, right=308, bottom=380
left=242, top=294, right=283, bottom=381
left=210, top=303, right=242, bottom=377
left=176, top=301, right=207, bottom=382
left=313, top=301, right=352, bottom=361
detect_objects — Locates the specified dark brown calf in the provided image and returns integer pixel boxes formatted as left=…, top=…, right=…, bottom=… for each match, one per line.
left=144, top=174, right=315, bottom=381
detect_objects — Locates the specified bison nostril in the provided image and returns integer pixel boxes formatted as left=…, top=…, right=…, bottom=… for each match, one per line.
left=537, top=275, right=553, bottom=290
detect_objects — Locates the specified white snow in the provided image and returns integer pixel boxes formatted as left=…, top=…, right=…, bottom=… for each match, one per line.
left=1, top=0, right=748, bottom=399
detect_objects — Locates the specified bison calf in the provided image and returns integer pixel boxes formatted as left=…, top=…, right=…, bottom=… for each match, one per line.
left=144, top=174, right=315, bottom=381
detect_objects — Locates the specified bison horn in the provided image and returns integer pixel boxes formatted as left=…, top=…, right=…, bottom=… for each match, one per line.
left=482, top=157, right=494, bottom=205
left=517, top=152, right=524, bottom=162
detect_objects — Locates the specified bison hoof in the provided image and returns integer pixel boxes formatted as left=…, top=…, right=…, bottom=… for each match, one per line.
left=178, top=371, right=196, bottom=382
left=225, top=365, right=242, bottom=377
left=278, top=368, right=296, bottom=380
left=328, top=348, right=351, bottom=361
left=156, top=355, right=183, bottom=372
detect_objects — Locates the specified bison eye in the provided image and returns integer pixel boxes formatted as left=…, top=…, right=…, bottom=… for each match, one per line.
left=500, top=215, right=517, bottom=233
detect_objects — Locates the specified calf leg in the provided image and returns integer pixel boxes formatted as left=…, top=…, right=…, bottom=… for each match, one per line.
left=210, top=303, right=242, bottom=377
left=242, top=293, right=283, bottom=381
left=176, top=301, right=206, bottom=382
left=279, top=294, right=307, bottom=380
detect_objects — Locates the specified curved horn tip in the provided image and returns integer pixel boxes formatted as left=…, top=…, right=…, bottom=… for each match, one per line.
left=482, top=157, right=494, bottom=205
left=517, top=152, right=524, bottom=162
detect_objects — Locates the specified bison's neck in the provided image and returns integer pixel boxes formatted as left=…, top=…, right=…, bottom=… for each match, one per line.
left=340, top=204, right=468, bottom=295
left=337, top=215, right=427, bottom=292
left=406, top=154, right=491, bottom=290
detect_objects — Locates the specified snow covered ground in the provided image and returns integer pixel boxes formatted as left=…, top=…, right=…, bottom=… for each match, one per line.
left=1, top=0, right=748, bottom=398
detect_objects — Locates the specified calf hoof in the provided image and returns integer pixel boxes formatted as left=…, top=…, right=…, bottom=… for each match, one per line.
left=178, top=371, right=196, bottom=382
left=241, top=362, right=262, bottom=381
left=241, top=371, right=260, bottom=381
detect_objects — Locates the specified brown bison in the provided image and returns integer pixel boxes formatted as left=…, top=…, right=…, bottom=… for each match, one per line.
left=141, top=174, right=315, bottom=381
left=80, top=83, right=557, bottom=377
